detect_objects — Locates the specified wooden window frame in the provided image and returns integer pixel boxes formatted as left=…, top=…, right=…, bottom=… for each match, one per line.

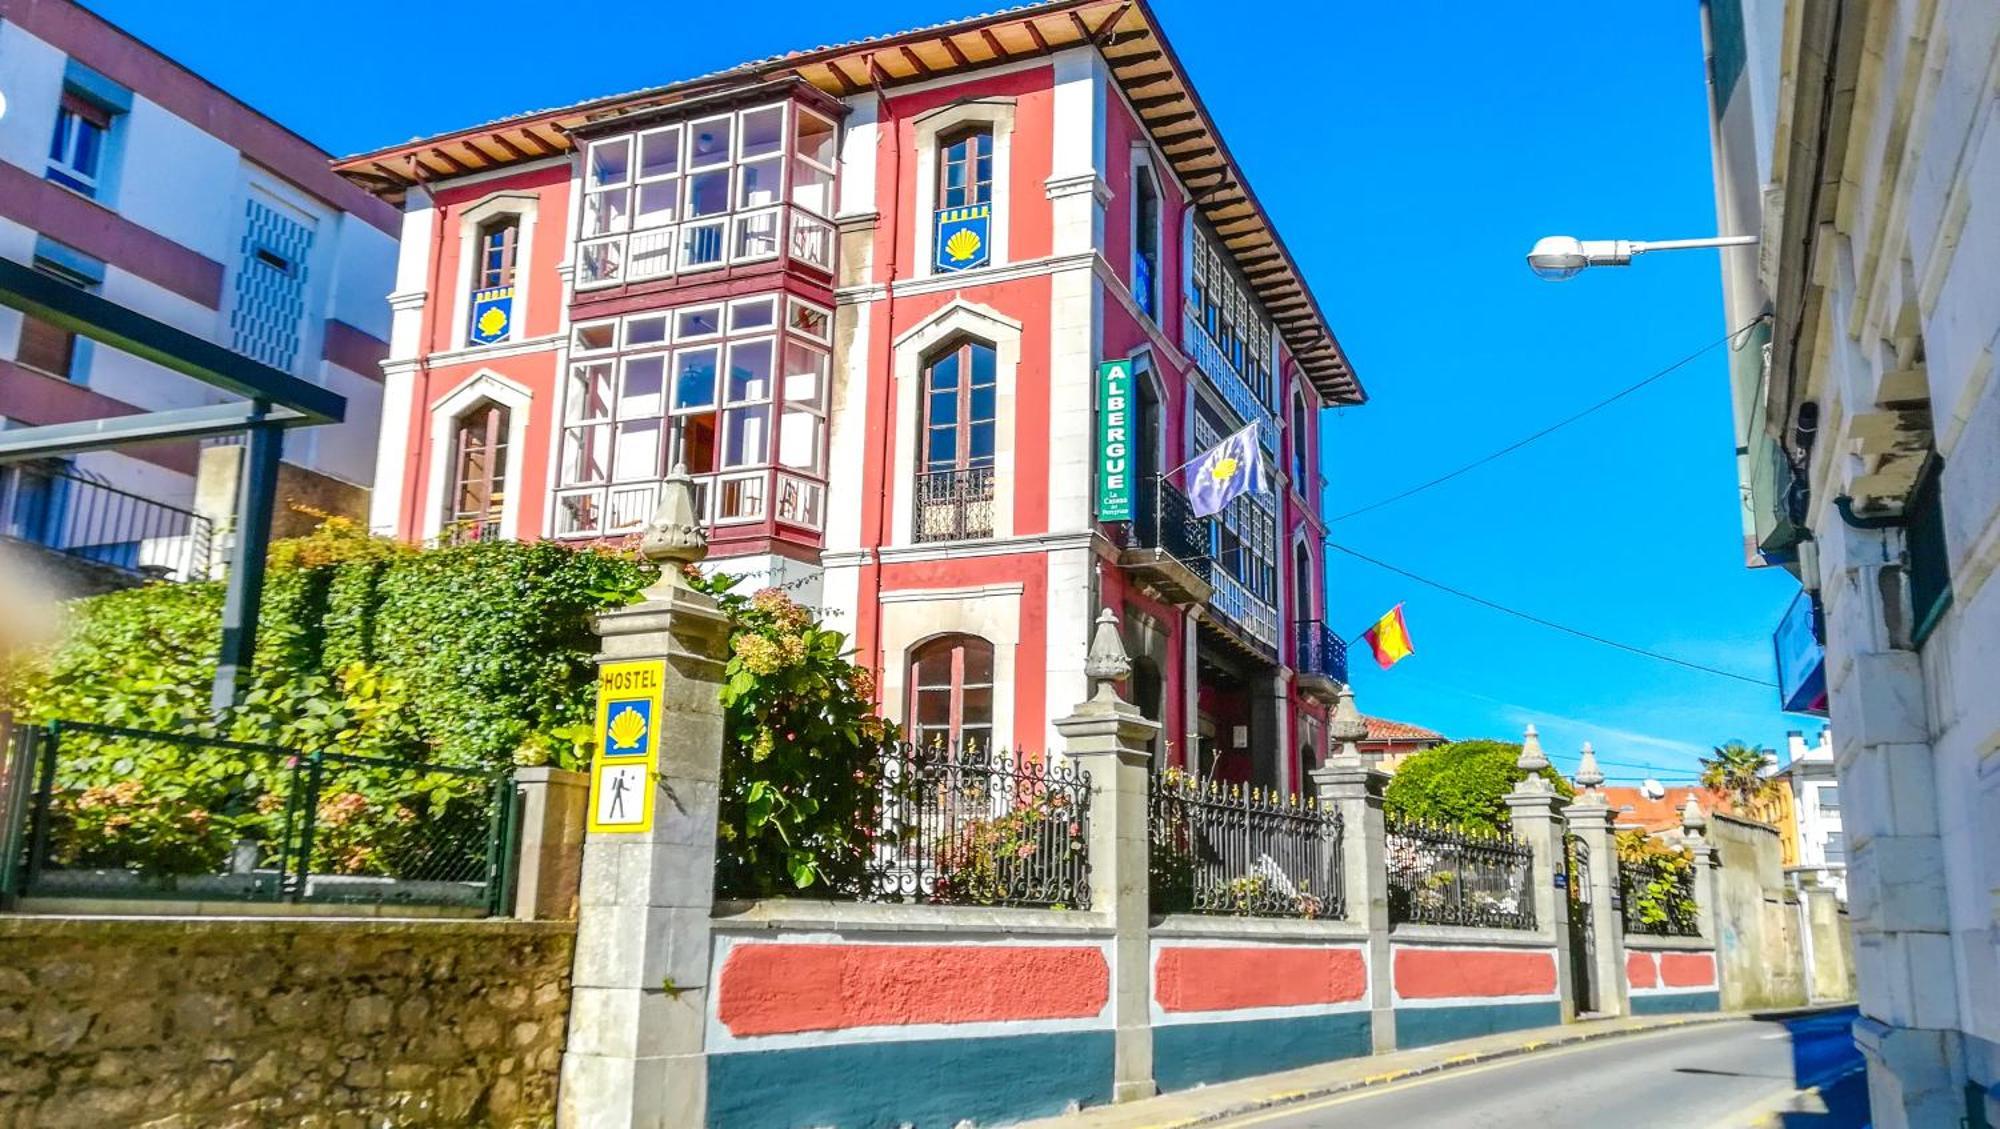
left=446, top=400, right=511, bottom=530
left=920, top=338, right=997, bottom=473
left=937, top=126, right=994, bottom=210
left=908, top=634, right=996, bottom=751
left=476, top=218, right=520, bottom=291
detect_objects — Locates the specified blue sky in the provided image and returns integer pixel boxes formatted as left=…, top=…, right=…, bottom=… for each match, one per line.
left=81, top=0, right=1816, bottom=780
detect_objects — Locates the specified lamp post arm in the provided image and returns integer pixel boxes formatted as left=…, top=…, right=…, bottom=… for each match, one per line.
left=1630, top=234, right=1760, bottom=255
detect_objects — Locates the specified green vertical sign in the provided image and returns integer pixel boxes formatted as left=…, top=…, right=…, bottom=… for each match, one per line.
left=1097, top=358, right=1134, bottom=522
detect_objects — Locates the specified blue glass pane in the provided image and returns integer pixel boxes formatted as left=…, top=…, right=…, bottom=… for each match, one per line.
left=928, top=351, right=959, bottom=391
left=73, top=123, right=101, bottom=177
left=928, top=391, right=956, bottom=426
left=48, top=115, right=68, bottom=162
left=675, top=350, right=718, bottom=410
left=969, top=384, right=995, bottom=422
left=969, top=343, right=995, bottom=386
left=926, top=426, right=957, bottom=466
left=968, top=422, right=994, bottom=464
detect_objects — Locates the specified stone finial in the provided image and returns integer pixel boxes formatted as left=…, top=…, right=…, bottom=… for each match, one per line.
left=1516, top=724, right=1550, bottom=771
left=1680, top=794, right=1708, bottom=839
left=1084, top=608, right=1131, bottom=701
left=1575, top=741, right=1605, bottom=791
left=639, top=464, right=708, bottom=588
left=1329, top=683, right=1368, bottom=745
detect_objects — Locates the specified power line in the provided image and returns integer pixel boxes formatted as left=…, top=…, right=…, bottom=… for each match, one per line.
left=1327, top=541, right=1778, bottom=687
left=1328, top=316, right=1770, bottom=523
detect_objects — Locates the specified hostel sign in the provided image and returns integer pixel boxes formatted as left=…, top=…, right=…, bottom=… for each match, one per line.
left=587, top=660, right=664, bottom=833
left=1097, top=359, right=1134, bottom=522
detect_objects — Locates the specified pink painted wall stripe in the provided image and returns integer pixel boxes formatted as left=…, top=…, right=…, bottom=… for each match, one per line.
left=1627, top=952, right=1658, bottom=989
left=1155, top=947, right=1366, bottom=1013
left=1393, top=948, right=1556, bottom=999
left=717, top=943, right=1108, bottom=1037
left=1659, top=951, right=1716, bottom=988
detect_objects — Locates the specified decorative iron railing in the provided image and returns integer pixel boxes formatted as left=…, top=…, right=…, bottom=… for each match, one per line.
left=914, top=466, right=996, bottom=543
left=1125, top=476, right=1212, bottom=581
left=1618, top=853, right=1700, bottom=936
left=855, top=741, right=1091, bottom=909
left=0, top=466, right=213, bottom=582
left=1149, top=772, right=1343, bottom=919
left=440, top=518, right=504, bottom=545
left=1385, top=816, right=1535, bottom=930
left=1295, top=620, right=1349, bottom=685
left=0, top=722, right=513, bottom=912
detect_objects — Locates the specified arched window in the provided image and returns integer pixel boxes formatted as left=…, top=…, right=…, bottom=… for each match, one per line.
left=1290, top=391, right=1311, bottom=485
left=908, top=634, right=995, bottom=752
left=1293, top=541, right=1316, bottom=627
left=1132, top=164, right=1161, bottom=320
left=915, top=338, right=997, bottom=542
left=445, top=400, right=509, bottom=540
left=939, top=127, right=994, bottom=209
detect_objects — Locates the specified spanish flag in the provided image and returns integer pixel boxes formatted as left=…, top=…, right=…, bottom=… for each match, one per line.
left=1362, top=604, right=1415, bottom=669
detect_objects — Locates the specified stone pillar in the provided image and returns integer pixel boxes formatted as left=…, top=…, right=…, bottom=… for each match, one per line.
left=1678, top=798, right=1723, bottom=948
left=560, top=470, right=732, bottom=1129
left=1564, top=743, right=1627, bottom=1018
left=1502, top=725, right=1575, bottom=1020
left=512, top=766, right=589, bottom=921
left=1053, top=609, right=1160, bottom=1104
left=1312, top=684, right=1394, bottom=1052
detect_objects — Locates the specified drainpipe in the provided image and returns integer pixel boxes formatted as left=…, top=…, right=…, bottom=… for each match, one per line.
left=405, top=156, right=447, bottom=545
left=865, top=56, right=901, bottom=696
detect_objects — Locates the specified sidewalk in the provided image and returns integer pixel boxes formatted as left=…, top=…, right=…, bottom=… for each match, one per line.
left=1015, top=1008, right=1845, bottom=1129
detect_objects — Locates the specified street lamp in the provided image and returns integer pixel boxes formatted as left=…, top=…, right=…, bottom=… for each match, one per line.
left=1525, top=234, right=1758, bottom=281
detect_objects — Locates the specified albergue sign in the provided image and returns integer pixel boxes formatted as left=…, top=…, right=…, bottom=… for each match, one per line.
left=1097, top=359, right=1134, bottom=522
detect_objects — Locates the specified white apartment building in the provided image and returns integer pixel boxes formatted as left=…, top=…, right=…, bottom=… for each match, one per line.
left=1701, top=1, right=2000, bottom=1125
left=0, top=0, right=395, bottom=590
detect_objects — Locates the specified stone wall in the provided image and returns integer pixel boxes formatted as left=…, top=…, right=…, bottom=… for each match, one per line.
left=1708, top=813, right=1808, bottom=1010
left=0, top=916, right=575, bottom=1128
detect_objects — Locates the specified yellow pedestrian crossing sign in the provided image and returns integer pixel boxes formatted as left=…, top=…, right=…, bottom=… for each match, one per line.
left=587, top=660, right=664, bottom=833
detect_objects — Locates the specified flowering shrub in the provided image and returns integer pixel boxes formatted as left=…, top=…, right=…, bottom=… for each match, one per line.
left=930, top=788, right=1086, bottom=907
left=1616, top=829, right=1699, bottom=934
left=700, top=573, right=899, bottom=896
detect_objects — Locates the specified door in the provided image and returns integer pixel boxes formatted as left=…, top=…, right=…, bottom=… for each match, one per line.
left=1566, top=833, right=1596, bottom=1013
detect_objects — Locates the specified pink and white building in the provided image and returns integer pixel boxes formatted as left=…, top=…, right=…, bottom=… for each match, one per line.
left=0, top=0, right=396, bottom=587
left=335, top=0, right=1365, bottom=785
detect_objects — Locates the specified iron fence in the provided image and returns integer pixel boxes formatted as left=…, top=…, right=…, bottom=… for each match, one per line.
left=0, top=466, right=213, bottom=582
left=1385, top=816, right=1535, bottom=930
left=1618, top=853, right=1700, bottom=936
left=914, top=467, right=996, bottom=543
left=0, top=721, right=513, bottom=912
left=853, top=740, right=1091, bottom=909
left=1295, top=620, right=1349, bottom=685
left=1149, top=773, right=1344, bottom=919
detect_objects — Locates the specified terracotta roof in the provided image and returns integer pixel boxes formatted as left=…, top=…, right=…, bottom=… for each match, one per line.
left=1360, top=716, right=1445, bottom=743
left=1600, top=785, right=1738, bottom=833
left=330, top=0, right=1363, bottom=404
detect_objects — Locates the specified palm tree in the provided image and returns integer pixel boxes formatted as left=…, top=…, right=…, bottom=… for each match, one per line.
left=1700, top=740, right=1778, bottom=811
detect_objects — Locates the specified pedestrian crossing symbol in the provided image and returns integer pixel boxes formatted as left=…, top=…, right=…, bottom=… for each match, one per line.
left=588, top=660, right=665, bottom=833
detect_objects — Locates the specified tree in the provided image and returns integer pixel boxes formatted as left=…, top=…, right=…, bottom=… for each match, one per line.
left=1700, top=740, right=1777, bottom=810
left=1383, top=739, right=1575, bottom=832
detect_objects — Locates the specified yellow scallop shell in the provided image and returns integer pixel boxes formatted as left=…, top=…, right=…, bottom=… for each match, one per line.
left=608, top=705, right=647, bottom=748
left=944, top=227, right=983, bottom=262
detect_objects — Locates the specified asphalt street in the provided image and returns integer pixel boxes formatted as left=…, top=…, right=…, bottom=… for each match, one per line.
left=1204, top=1010, right=1865, bottom=1129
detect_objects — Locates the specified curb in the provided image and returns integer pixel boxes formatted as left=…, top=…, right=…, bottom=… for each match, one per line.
left=1142, top=1006, right=1859, bottom=1128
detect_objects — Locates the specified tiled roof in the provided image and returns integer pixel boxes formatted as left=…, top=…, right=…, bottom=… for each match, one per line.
left=1360, top=716, right=1445, bottom=743
left=1599, top=785, right=1737, bottom=832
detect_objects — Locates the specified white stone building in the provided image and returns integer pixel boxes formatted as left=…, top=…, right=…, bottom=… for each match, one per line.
left=0, top=0, right=396, bottom=589
left=1772, top=728, right=1845, bottom=901
left=1700, top=0, right=2000, bottom=1124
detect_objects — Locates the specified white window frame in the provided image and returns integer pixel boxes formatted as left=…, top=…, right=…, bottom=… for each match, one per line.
left=912, top=100, right=1015, bottom=280
left=424, top=370, right=533, bottom=543
left=1129, top=148, right=1164, bottom=325
left=452, top=192, right=540, bottom=347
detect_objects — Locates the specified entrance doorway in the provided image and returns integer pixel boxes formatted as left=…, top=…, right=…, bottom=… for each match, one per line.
left=1566, top=833, right=1596, bottom=1014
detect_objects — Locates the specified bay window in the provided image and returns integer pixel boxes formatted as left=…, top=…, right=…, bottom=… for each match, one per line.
left=554, top=294, right=831, bottom=538
left=576, top=101, right=838, bottom=289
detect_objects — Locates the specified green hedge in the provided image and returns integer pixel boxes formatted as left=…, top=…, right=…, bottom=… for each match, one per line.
left=9, top=518, right=655, bottom=770
left=1383, top=739, right=1575, bottom=832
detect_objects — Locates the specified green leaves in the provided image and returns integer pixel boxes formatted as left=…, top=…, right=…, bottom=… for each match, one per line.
left=1383, top=739, right=1576, bottom=831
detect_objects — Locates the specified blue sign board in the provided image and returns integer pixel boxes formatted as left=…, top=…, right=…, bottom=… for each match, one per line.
left=934, top=204, right=992, bottom=273
left=602, top=697, right=654, bottom=758
left=469, top=285, right=514, bottom=346
left=1773, top=587, right=1828, bottom=715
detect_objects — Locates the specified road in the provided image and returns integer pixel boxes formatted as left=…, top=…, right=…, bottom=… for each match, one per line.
left=1208, top=1010, right=1865, bottom=1129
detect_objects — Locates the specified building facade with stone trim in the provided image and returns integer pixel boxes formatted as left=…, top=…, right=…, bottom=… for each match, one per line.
left=1700, top=0, right=2000, bottom=1124
left=335, top=0, right=1364, bottom=791
left=0, top=0, right=397, bottom=584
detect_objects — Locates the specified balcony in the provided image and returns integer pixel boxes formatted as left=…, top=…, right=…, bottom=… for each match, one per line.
left=1180, top=307, right=1277, bottom=451
left=914, top=467, right=995, bottom=543
left=1294, top=620, right=1348, bottom=702
left=577, top=204, right=834, bottom=289
left=1207, top=569, right=1279, bottom=654
left=1, top=467, right=213, bottom=589
left=1117, top=476, right=1213, bottom=605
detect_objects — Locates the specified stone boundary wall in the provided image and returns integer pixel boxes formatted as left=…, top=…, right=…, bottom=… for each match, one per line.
left=0, top=916, right=575, bottom=1128
left=1387, top=926, right=1562, bottom=1048
left=1624, top=934, right=1723, bottom=1015
left=1147, top=916, right=1372, bottom=1092
left=703, top=900, right=1116, bottom=1129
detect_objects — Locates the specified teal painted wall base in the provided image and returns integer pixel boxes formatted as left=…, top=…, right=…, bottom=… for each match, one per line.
left=1394, top=1001, right=1561, bottom=1049
left=1155, top=1012, right=1372, bottom=1092
left=707, top=1030, right=1112, bottom=1129
left=1630, top=990, right=1721, bottom=1015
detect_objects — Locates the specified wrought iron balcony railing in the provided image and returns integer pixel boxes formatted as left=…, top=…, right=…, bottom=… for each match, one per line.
left=1125, top=476, right=1212, bottom=582
left=1295, top=620, right=1348, bottom=685
left=0, top=466, right=212, bottom=582
left=1207, top=569, right=1279, bottom=651
left=914, top=466, right=996, bottom=543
